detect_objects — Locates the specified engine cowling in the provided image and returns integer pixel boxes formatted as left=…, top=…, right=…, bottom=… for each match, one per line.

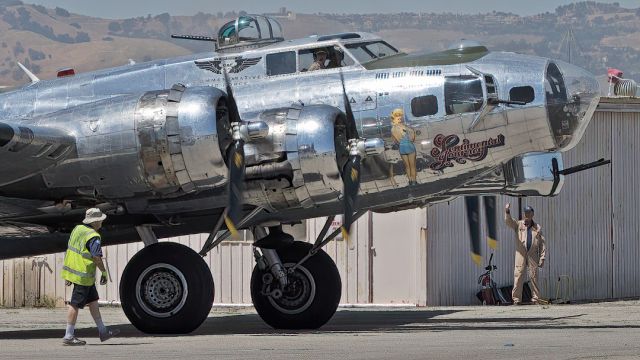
left=32, top=85, right=229, bottom=200
left=241, top=104, right=350, bottom=210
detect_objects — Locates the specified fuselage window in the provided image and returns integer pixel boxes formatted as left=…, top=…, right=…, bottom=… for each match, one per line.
left=444, top=76, right=483, bottom=115
left=266, top=51, right=296, bottom=76
left=411, top=95, right=438, bottom=117
left=299, top=45, right=354, bottom=72
left=509, top=86, right=535, bottom=104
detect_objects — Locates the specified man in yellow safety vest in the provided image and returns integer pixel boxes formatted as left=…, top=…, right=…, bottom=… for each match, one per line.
left=61, top=208, right=119, bottom=345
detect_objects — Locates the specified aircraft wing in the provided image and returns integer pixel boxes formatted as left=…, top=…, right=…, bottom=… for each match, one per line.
left=0, top=121, right=77, bottom=187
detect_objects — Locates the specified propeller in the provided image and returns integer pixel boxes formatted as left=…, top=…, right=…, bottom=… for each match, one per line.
left=339, top=71, right=361, bottom=241
left=483, top=195, right=498, bottom=250
left=464, top=196, right=482, bottom=266
left=222, top=68, right=245, bottom=236
left=464, top=195, right=499, bottom=265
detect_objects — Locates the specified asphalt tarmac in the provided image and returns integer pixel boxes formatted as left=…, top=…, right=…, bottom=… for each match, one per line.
left=1, top=301, right=639, bottom=360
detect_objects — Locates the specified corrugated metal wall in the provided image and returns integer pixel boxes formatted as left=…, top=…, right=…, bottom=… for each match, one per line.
left=2, top=105, right=639, bottom=308
left=611, top=110, right=640, bottom=298
left=425, top=193, right=533, bottom=305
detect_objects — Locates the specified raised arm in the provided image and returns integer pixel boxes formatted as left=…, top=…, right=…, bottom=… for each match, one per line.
left=504, top=203, right=518, bottom=230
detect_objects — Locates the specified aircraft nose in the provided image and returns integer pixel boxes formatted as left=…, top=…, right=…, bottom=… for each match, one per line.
left=544, top=60, right=600, bottom=151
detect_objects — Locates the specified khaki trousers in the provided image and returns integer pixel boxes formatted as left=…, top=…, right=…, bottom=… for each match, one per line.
left=512, top=263, right=541, bottom=303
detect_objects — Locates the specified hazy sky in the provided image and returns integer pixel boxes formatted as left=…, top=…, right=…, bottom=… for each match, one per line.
left=26, top=0, right=640, bottom=19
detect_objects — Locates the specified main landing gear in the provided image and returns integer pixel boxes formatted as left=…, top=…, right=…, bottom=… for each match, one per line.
left=119, top=213, right=360, bottom=333
left=250, top=226, right=341, bottom=329
left=120, top=241, right=214, bottom=333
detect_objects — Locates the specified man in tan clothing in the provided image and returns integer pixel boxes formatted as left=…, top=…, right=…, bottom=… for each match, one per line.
left=505, top=203, right=547, bottom=304
left=308, top=49, right=328, bottom=71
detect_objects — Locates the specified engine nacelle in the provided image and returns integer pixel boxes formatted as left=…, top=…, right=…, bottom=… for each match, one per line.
left=36, top=85, right=229, bottom=199
left=136, top=84, right=228, bottom=194
left=241, top=104, right=349, bottom=210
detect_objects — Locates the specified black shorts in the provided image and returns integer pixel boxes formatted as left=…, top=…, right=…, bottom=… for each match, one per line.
left=70, top=284, right=99, bottom=309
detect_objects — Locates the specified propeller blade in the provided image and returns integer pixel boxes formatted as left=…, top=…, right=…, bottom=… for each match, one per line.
left=222, top=67, right=244, bottom=236
left=225, top=138, right=245, bottom=236
left=223, top=67, right=241, bottom=123
left=340, top=72, right=356, bottom=127
left=464, top=196, right=482, bottom=266
left=340, top=152, right=361, bottom=240
left=483, top=195, right=498, bottom=250
left=338, top=71, right=361, bottom=241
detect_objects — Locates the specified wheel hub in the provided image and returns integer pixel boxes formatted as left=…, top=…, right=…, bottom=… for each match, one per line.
left=266, top=263, right=316, bottom=315
left=136, top=263, right=189, bottom=318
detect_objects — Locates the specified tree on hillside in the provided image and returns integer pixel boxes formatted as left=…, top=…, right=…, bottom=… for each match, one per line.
left=32, top=4, right=46, bottom=14
left=75, top=32, right=90, bottom=43
left=28, top=48, right=45, bottom=61
left=12, top=41, right=23, bottom=56
left=54, top=6, right=69, bottom=17
left=155, top=12, right=170, bottom=26
left=108, top=21, right=122, bottom=32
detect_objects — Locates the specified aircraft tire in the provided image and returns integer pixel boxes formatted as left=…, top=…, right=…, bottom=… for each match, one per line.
left=120, top=242, right=214, bottom=334
left=251, top=241, right=341, bottom=329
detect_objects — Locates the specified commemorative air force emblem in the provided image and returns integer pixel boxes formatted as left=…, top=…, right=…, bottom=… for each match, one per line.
left=194, top=56, right=262, bottom=74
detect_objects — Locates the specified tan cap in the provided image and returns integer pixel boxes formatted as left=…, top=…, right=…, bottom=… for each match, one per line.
left=83, top=208, right=107, bottom=224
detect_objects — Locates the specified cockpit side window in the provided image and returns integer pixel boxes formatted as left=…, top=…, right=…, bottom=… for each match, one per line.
left=444, top=76, right=484, bottom=115
left=298, top=45, right=354, bottom=72
left=266, top=51, right=296, bottom=76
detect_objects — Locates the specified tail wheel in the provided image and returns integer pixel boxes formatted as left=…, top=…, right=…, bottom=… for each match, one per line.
left=251, top=241, right=341, bottom=329
left=120, top=242, right=214, bottom=334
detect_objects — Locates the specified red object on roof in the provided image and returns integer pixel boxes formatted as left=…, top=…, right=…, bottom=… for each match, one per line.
left=57, top=68, right=75, bottom=78
left=607, top=68, right=623, bottom=83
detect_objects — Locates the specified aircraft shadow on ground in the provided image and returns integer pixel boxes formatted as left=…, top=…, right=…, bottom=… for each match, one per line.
left=1, top=310, right=638, bottom=340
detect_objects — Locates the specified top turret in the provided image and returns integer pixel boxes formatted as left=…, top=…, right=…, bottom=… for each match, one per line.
left=217, top=15, right=285, bottom=53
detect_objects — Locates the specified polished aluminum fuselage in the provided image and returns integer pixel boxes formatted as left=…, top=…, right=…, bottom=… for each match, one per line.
left=0, top=33, right=600, bottom=223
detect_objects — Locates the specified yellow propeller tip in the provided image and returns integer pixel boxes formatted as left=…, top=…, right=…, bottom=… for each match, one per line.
left=341, top=227, right=350, bottom=241
left=471, top=253, right=482, bottom=266
left=488, top=238, right=498, bottom=250
left=224, top=216, right=238, bottom=237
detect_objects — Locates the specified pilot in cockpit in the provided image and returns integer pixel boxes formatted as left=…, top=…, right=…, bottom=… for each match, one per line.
left=308, top=49, right=328, bottom=71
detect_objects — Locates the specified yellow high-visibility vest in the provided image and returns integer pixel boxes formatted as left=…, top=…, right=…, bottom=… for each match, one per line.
left=61, top=225, right=100, bottom=286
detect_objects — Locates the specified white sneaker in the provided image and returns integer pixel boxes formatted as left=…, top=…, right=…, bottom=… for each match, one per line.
left=63, top=337, right=86, bottom=346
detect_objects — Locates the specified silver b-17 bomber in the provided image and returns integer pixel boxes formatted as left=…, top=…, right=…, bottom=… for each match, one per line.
left=0, top=15, right=603, bottom=333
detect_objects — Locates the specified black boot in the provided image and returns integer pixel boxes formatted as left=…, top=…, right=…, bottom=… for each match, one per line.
left=253, top=226, right=294, bottom=249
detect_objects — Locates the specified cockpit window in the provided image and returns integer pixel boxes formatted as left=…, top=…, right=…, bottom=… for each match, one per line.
left=237, top=17, right=260, bottom=41
left=299, top=45, right=354, bottom=72
left=344, top=41, right=399, bottom=63
left=444, top=76, right=484, bottom=115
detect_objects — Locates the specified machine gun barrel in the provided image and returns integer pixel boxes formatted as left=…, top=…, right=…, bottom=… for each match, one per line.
left=557, top=158, right=611, bottom=176
left=171, top=34, right=217, bottom=42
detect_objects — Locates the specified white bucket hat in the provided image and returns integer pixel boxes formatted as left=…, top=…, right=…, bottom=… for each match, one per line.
left=83, top=208, right=107, bottom=224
